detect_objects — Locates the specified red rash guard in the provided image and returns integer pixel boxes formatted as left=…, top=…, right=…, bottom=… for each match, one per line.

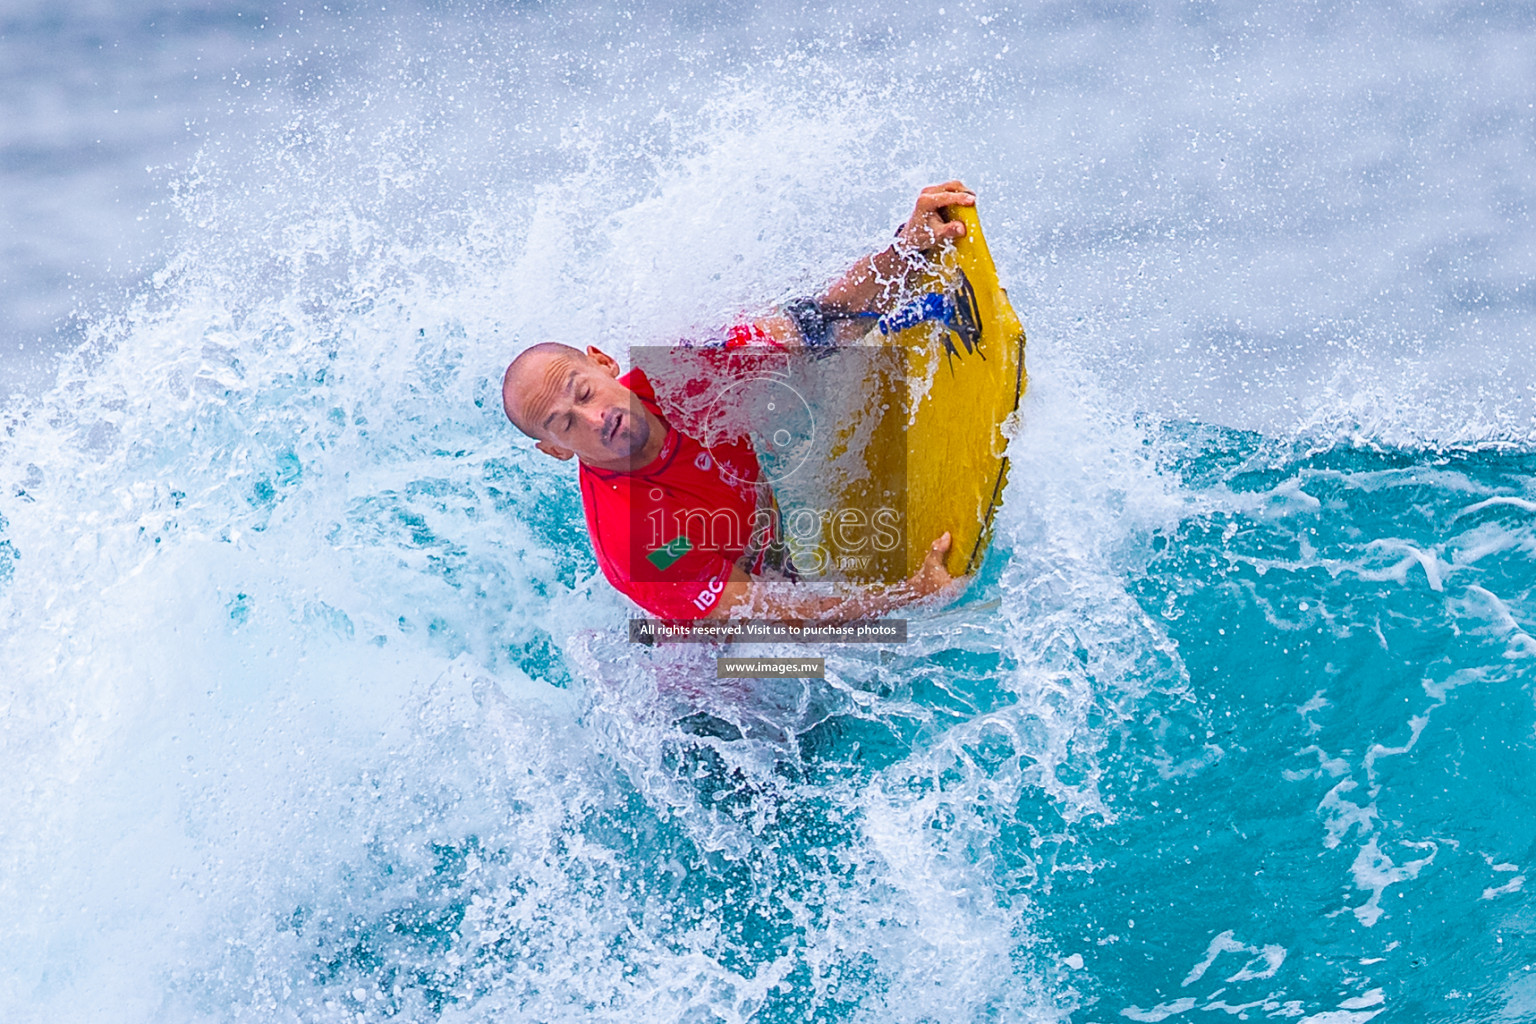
left=578, top=366, right=776, bottom=620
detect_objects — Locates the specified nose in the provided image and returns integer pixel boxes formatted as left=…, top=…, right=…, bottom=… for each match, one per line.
left=581, top=404, right=608, bottom=431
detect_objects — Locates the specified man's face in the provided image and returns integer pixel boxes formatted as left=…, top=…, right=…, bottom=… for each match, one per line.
left=509, top=348, right=652, bottom=466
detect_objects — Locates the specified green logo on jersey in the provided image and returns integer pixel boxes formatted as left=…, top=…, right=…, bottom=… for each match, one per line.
left=647, top=535, right=693, bottom=571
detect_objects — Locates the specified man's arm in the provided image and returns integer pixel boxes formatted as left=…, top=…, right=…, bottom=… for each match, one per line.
left=819, top=181, right=976, bottom=317
left=746, top=182, right=976, bottom=349
left=704, top=531, right=961, bottom=623
left=738, top=182, right=977, bottom=349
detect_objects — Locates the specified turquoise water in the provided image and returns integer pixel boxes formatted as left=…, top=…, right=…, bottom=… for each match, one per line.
left=3, top=2, right=1536, bottom=1021
left=1052, top=432, right=1536, bottom=1021
left=7, top=367, right=1533, bottom=1021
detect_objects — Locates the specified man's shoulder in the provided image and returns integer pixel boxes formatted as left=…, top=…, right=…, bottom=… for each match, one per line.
left=617, top=366, right=656, bottom=402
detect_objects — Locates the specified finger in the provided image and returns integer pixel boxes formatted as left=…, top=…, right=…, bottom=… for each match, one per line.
left=932, top=190, right=976, bottom=207
left=922, top=533, right=955, bottom=584
left=908, top=214, right=964, bottom=243
left=916, top=192, right=975, bottom=216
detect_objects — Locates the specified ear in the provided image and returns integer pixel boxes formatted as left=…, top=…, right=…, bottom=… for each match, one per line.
left=586, top=346, right=621, bottom=378
left=536, top=439, right=576, bottom=461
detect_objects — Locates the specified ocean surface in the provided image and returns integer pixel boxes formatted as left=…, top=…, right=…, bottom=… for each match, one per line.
left=3, top=1, right=1535, bottom=1021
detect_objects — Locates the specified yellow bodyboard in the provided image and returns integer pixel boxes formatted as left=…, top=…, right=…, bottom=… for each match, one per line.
left=816, top=204, right=1026, bottom=581
left=899, top=205, right=1026, bottom=577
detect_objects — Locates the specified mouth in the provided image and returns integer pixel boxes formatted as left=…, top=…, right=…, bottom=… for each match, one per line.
left=602, top=410, right=623, bottom=447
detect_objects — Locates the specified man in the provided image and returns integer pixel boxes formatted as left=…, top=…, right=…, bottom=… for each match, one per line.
left=502, top=182, right=976, bottom=622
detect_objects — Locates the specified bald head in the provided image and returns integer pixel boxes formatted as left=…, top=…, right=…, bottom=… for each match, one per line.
left=502, top=342, right=586, bottom=437
left=500, top=342, right=656, bottom=468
